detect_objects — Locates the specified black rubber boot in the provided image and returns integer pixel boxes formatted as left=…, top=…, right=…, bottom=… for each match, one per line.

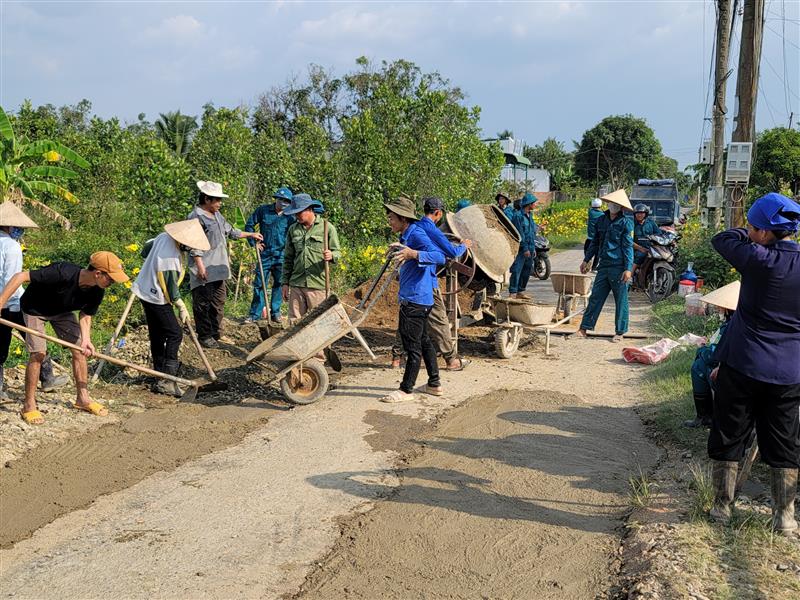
left=153, top=359, right=183, bottom=398
left=771, top=468, right=798, bottom=534
left=39, top=357, right=69, bottom=392
left=709, top=460, right=738, bottom=523
left=684, top=394, right=712, bottom=428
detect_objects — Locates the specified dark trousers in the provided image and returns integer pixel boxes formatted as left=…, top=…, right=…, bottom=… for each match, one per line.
left=141, top=300, right=183, bottom=371
left=191, top=280, right=227, bottom=340
left=0, top=308, right=52, bottom=383
left=583, top=239, right=600, bottom=270
left=708, top=363, right=800, bottom=468
left=508, top=251, right=534, bottom=294
left=399, top=301, right=441, bottom=393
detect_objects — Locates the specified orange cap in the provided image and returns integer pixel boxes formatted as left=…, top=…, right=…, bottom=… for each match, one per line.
left=89, top=251, right=129, bottom=283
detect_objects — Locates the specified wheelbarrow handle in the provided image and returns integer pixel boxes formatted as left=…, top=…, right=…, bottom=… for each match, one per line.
left=0, top=316, right=198, bottom=388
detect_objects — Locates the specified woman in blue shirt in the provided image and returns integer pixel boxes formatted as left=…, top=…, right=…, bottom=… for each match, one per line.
left=707, top=193, right=800, bottom=534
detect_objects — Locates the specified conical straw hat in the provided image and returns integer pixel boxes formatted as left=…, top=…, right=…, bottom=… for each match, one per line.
left=164, top=219, right=210, bottom=251
left=701, top=280, right=740, bottom=311
left=0, top=202, right=39, bottom=228
left=600, top=189, right=633, bottom=211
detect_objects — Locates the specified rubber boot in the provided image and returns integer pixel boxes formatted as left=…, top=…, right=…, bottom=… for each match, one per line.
left=153, top=359, right=183, bottom=398
left=39, top=356, right=69, bottom=392
left=149, top=356, right=166, bottom=393
left=0, top=366, right=8, bottom=401
left=709, top=460, right=738, bottom=522
left=684, top=394, right=712, bottom=428
left=770, top=468, right=798, bottom=534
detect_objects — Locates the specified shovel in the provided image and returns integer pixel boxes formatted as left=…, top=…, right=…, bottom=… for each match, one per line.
left=0, top=317, right=209, bottom=403
left=182, top=317, right=229, bottom=393
left=254, top=244, right=269, bottom=321
left=322, top=218, right=342, bottom=372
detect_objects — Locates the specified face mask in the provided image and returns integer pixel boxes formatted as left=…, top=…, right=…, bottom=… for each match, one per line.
left=10, top=227, right=24, bottom=241
left=608, top=204, right=621, bottom=215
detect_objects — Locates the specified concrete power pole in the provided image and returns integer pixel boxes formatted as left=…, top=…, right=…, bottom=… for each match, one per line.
left=728, top=0, right=765, bottom=227
left=709, top=0, right=733, bottom=229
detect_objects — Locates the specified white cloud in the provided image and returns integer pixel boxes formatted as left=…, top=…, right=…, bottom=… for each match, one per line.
left=143, top=15, right=207, bottom=45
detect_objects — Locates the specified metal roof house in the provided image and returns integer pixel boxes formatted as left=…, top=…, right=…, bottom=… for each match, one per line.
left=485, top=137, right=551, bottom=192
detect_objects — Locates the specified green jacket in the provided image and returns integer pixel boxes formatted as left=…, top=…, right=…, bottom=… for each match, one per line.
left=281, top=215, right=341, bottom=290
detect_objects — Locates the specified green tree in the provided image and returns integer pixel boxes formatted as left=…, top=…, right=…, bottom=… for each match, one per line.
left=154, top=110, right=199, bottom=158
left=574, top=114, right=663, bottom=189
left=524, top=137, right=575, bottom=190
left=0, top=105, right=89, bottom=228
left=188, top=105, right=254, bottom=210
left=751, top=127, right=800, bottom=196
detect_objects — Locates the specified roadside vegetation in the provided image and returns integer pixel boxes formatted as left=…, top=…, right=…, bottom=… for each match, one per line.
left=637, top=295, right=800, bottom=599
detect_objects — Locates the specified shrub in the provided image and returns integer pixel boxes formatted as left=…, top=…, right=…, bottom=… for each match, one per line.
left=677, top=218, right=738, bottom=288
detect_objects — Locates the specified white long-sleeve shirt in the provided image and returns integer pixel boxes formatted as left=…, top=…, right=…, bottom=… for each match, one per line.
left=0, top=232, right=24, bottom=312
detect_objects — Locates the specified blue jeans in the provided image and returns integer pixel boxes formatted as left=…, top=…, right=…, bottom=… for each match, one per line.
left=579, top=266, right=630, bottom=335
left=249, top=260, right=283, bottom=320
left=508, top=252, right=534, bottom=294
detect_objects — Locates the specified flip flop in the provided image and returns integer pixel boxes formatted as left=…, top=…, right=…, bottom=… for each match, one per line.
left=445, top=359, right=471, bottom=372
left=380, top=390, right=415, bottom=403
left=423, top=385, right=444, bottom=397
left=21, top=410, right=44, bottom=425
left=71, top=401, right=108, bottom=417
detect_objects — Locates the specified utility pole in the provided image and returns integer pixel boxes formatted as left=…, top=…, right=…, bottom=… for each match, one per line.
left=709, top=0, right=733, bottom=229
left=728, top=0, right=765, bottom=227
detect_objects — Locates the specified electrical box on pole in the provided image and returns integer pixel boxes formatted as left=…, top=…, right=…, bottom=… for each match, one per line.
left=700, top=139, right=713, bottom=165
left=706, top=186, right=725, bottom=208
left=725, top=142, right=753, bottom=184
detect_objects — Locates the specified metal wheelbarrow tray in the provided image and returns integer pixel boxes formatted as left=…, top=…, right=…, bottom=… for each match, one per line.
left=246, top=295, right=373, bottom=405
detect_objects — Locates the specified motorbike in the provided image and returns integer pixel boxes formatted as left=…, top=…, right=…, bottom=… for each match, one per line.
left=634, top=230, right=680, bottom=303
left=533, top=234, right=551, bottom=281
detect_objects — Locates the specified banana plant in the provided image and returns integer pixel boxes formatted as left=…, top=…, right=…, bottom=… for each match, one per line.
left=0, top=105, right=89, bottom=228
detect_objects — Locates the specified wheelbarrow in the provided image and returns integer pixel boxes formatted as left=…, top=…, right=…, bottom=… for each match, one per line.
left=489, top=296, right=556, bottom=358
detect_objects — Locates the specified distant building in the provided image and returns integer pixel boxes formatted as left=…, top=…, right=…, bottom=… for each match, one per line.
left=485, top=137, right=551, bottom=192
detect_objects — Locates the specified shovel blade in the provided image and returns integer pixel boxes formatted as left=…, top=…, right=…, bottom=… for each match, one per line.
left=180, top=386, right=199, bottom=403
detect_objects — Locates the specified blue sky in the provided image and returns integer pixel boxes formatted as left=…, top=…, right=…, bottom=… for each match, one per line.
left=2, top=1, right=798, bottom=168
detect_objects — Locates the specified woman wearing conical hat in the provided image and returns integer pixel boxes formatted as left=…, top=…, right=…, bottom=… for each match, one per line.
left=0, top=202, right=69, bottom=408
left=132, top=220, right=209, bottom=397
left=684, top=281, right=740, bottom=429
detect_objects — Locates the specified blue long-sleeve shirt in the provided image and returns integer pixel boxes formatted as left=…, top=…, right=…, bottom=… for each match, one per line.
left=418, top=216, right=466, bottom=259
left=712, top=228, right=800, bottom=384
left=587, top=207, right=604, bottom=240
left=397, top=222, right=446, bottom=306
left=584, top=211, right=634, bottom=271
left=244, top=203, right=293, bottom=261
left=634, top=217, right=662, bottom=249
left=512, top=210, right=537, bottom=254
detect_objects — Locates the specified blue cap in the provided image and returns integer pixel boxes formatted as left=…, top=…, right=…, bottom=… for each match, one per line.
left=747, top=193, right=800, bottom=232
left=283, top=193, right=316, bottom=216
left=311, top=199, right=325, bottom=214
left=273, top=187, right=293, bottom=201
left=455, top=199, right=471, bottom=212
left=519, top=192, right=537, bottom=208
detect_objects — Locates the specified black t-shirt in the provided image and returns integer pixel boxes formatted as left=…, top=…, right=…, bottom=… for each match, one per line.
left=21, top=262, right=105, bottom=317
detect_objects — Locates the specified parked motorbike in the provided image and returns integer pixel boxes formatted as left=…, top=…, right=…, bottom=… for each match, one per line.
left=634, top=230, right=680, bottom=303
left=533, top=234, right=551, bottom=281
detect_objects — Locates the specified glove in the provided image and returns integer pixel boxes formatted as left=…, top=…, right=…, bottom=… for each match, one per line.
left=174, top=298, right=191, bottom=325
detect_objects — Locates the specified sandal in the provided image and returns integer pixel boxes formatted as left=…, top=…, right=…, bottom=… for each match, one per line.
left=423, top=385, right=443, bottom=397
left=71, top=401, right=108, bottom=417
left=611, top=334, right=624, bottom=343
left=380, top=390, right=415, bottom=403
left=445, top=358, right=471, bottom=372
left=21, top=409, right=44, bottom=425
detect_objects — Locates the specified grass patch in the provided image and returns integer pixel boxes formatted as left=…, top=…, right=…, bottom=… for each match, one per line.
left=639, top=295, right=800, bottom=599
left=628, top=467, right=655, bottom=508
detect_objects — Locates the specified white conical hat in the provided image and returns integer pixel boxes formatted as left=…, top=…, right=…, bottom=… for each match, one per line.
left=164, top=219, right=210, bottom=251
left=0, top=202, right=39, bottom=228
left=701, top=280, right=740, bottom=311
left=600, top=189, right=633, bottom=211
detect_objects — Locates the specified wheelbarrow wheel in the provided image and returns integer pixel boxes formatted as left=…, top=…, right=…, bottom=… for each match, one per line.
left=494, top=326, right=520, bottom=359
left=280, top=359, right=329, bottom=405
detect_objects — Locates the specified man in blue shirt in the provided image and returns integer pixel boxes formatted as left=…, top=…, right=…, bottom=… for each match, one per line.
left=577, top=189, right=635, bottom=341
left=381, top=196, right=446, bottom=404
left=585, top=198, right=604, bottom=271
left=509, top=193, right=537, bottom=299
left=631, top=203, right=663, bottom=279
left=244, top=187, right=293, bottom=323
left=706, top=193, right=800, bottom=533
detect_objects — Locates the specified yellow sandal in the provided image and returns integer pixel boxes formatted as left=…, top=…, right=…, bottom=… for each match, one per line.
left=71, top=401, right=108, bottom=417
left=21, top=410, right=44, bottom=425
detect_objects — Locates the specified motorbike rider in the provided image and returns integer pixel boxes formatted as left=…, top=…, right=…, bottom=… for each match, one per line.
left=631, top=204, right=663, bottom=280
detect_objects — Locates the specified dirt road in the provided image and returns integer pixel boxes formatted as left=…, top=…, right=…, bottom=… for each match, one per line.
left=0, top=248, right=660, bottom=598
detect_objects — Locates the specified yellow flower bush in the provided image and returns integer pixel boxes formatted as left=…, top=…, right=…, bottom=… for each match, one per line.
left=43, top=150, right=61, bottom=162
left=338, top=243, right=387, bottom=287
left=125, top=243, right=139, bottom=252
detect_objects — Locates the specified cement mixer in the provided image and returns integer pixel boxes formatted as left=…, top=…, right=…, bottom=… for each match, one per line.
left=443, top=204, right=520, bottom=292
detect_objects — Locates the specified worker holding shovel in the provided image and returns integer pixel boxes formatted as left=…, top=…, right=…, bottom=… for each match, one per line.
left=132, top=219, right=210, bottom=397
left=244, top=186, right=293, bottom=324
left=0, top=202, right=69, bottom=400
left=0, top=251, right=128, bottom=424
